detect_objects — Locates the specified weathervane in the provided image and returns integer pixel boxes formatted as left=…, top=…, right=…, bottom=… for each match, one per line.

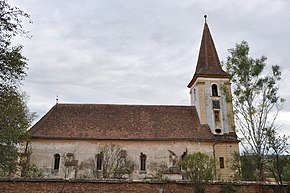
left=204, top=15, right=207, bottom=23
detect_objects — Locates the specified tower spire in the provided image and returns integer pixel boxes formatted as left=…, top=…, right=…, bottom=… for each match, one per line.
left=187, top=16, right=229, bottom=88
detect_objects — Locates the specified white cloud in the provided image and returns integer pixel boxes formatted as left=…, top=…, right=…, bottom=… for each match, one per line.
left=7, top=0, right=290, bottom=133
left=276, top=111, right=290, bottom=137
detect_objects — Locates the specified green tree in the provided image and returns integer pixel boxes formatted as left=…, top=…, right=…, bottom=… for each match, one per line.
left=0, top=0, right=33, bottom=176
left=0, top=0, right=30, bottom=85
left=280, top=157, right=290, bottom=181
left=230, top=151, right=259, bottom=181
left=223, top=41, right=284, bottom=181
left=0, top=89, right=32, bottom=176
left=240, top=154, right=260, bottom=181
left=181, top=152, right=215, bottom=193
left=265, top=129, right=289, bottom=186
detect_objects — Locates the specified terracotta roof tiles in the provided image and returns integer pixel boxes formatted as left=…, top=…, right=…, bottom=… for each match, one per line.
left=29, top=104, right=228, bottom=141
left=187, top=22, right=230, bottom=88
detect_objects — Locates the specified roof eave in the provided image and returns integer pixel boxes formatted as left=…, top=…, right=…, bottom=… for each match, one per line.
left=30, top=135, right=239, bottom=143
left=187, top=73, right=231, bottom=88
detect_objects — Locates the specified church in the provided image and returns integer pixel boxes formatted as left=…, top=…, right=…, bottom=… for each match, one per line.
left=27, top=18, right=239, bottom=180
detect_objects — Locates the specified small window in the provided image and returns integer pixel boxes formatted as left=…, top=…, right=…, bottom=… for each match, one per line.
left=193, top=89, right=196, bottom=101
left=53, top=154, right=60, bottom=170
left=212, top=100, right=220, bottom=109
left=96, top=152, right=103, bottom=171
left=140, top=153, right=147, bottom=172
left=215, top=128, right=222, bottom=134
left=219, top=157, right=225, bottom=168
left=214, top=110, right=220, bottom=122
left=212, top=84, right=218, bottom=96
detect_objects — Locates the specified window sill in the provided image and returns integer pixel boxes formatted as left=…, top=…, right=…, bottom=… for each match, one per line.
left=51, top=169, right=59, bottom=174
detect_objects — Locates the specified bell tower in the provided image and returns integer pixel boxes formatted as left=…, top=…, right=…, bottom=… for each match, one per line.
left=187, top=16, right=235, bottom=135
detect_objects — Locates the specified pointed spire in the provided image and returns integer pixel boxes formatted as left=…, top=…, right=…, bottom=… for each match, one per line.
left=187, top=16, right=229, bottom=88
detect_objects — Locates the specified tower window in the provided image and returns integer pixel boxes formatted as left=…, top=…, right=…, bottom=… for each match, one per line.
left=214, top=110, right=220, bottom=122
left=219, top=157, right=225, bottom=168
left=211, top=84, right=218, bottom=96
left=140, top=153, right=147, bottom=172
left=96, top=152, right=103, bottom=171
left=215, top=128, right=222, bottom=134
left=53, top=154, right=60, bottom=170
left=212, top=100, right=220, bottom=109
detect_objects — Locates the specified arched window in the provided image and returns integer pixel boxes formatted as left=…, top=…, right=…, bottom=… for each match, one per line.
left=140, top=153, right=147, bottom=172
left=53, top=154, right=60, bottom=170
left=96, top=152, right=103, bottom=171
left=211, top=84, right=218, bottom=96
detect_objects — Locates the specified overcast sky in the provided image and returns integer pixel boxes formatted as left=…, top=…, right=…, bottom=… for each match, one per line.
left=9, top=0, right=290, bottom=136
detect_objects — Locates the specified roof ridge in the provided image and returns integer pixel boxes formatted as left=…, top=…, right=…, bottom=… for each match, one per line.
left=55, top=103, right=194, bottom=108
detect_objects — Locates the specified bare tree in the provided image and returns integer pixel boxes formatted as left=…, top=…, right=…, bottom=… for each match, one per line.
left=62, top=152, right=78, bottom=178
left=96, top=144, right=135, bottom=179
left=78, top=158, right=96, bottom=178
left=151, top=163, right=169, bottom=181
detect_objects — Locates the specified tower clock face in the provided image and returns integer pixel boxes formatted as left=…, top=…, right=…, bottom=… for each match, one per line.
left=212, top=100, right=220, bottom=109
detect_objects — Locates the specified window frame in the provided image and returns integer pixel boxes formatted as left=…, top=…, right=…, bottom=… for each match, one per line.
left=140, top=153, right=147, bottom=172
left=96, top=152, right=103, bottom=171
left=219, top=157, right=225, bottom=169
left=53, top=153, right=61, bottom=171
left=214, top=110, right=221, bottom=123
left=211, top=84, right=219, bottom=96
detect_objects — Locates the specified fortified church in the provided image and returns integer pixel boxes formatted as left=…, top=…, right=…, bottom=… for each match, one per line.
left=28, top=18, right=239, bottom=180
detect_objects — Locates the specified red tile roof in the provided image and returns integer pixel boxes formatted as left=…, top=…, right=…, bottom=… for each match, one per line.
left=28, top=104, right=237, bottom=142
left=187, top=22, right=230, bottom=88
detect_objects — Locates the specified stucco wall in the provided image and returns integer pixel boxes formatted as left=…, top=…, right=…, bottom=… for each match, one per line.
left=215, top=142, right=239, bottom=180
left=29, top=139, right=215, bottom=179
left=190, top=77, right=235, bottom=135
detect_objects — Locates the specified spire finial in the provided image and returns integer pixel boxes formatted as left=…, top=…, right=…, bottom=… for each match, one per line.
left=204, top=15, right=207, bottom=23
left=56, top=94, right=59, bottom=104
